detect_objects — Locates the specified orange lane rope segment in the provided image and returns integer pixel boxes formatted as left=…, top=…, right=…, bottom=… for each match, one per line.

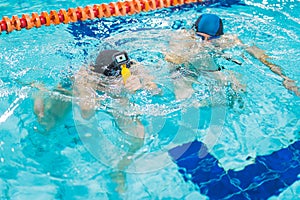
left=0, top=0, right=205, bottom=34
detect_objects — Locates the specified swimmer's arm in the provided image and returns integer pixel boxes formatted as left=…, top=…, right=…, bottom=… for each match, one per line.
left=76, top=85, right=97, bottom=119
left=164, top=52, right=188, bottom=65
left=224, top=36, right=300, bottom=96
left=245, top=45, right=300, bottom=96
left=164, top=30, right=195, bottom=65
left=73, top=68, right=98, bottom=119
left=54, top=84, right=73, bottom=96
left=234, top=37, right=284, bottom=74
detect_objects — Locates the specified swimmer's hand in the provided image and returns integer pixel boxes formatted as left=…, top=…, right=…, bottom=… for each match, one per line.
left=283, top=78, right=300, bottom=96
left=124, top=75, right=142, bottom=92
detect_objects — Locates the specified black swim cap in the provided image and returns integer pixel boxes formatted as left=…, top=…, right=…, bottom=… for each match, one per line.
left=194, top=14, right=224, bottom=36
left=92, top=50, right=131, bottom=77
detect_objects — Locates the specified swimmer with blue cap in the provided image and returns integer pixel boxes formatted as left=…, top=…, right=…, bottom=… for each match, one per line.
left=194, top=13, right=224, bottom=41
left=165, top=13, right=229, bottom=68
left=194, top=14, right=300, bottom=96
left=166, top=13, right=300, bottom=96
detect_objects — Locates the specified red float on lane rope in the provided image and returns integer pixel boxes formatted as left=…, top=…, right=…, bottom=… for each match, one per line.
left=0, top=0, right=204, bottom=34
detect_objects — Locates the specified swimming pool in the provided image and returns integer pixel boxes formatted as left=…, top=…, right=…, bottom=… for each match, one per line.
left=0, top=0, right=299, bottom=199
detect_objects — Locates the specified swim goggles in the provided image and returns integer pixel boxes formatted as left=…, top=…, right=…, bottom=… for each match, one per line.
left=104, top=51, right=131, bottom=76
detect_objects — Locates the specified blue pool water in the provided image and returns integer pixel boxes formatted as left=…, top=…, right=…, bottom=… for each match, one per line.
left=0, top=0, right=300, bottom=199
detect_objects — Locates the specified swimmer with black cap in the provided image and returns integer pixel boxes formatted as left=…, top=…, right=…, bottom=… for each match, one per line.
left=34, top=49, right=158, bottom=193
left=34, top=49, right=157, bottom=129
left=92, top=50, right=132, bottom=83
left=84, top=49, right=157, bottom=94
left=76, top=49, right=158, bottom=193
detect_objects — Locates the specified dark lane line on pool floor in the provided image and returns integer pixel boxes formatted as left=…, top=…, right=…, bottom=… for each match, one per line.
left=169, top=140, right=300, bottom=199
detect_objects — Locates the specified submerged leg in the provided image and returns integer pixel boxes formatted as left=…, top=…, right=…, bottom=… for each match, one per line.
left=33, top=90, right=72, bottom=131
left=109, top=111, right=145, bottom=194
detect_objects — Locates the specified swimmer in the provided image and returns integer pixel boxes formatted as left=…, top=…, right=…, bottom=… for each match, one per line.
left=73, top=49, right=157, bottom=119
left=33, top=82, right=73, bottom=131
left=34, top=49, right=157, bottom=127
left=165, top=13, right=300, bottom=96
left=73, top=49, right=158, bottom=193
left=34, top=49, right=158, bottom=193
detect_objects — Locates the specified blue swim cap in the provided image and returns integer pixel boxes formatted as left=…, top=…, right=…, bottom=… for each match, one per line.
left=194, top=14, right=224, bottom=36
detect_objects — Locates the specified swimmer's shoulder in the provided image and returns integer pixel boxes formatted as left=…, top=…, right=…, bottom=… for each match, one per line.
left=74, top=66, right=103, bottom=88
left=129, top=60, right=144, bottom=75
left=216, top=34, right=243, bottom=48
left=168, top=29, right=195, bottom=40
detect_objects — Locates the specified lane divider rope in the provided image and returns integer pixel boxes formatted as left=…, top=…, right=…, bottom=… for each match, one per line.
left=0, top=0, right=209, bottom=34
